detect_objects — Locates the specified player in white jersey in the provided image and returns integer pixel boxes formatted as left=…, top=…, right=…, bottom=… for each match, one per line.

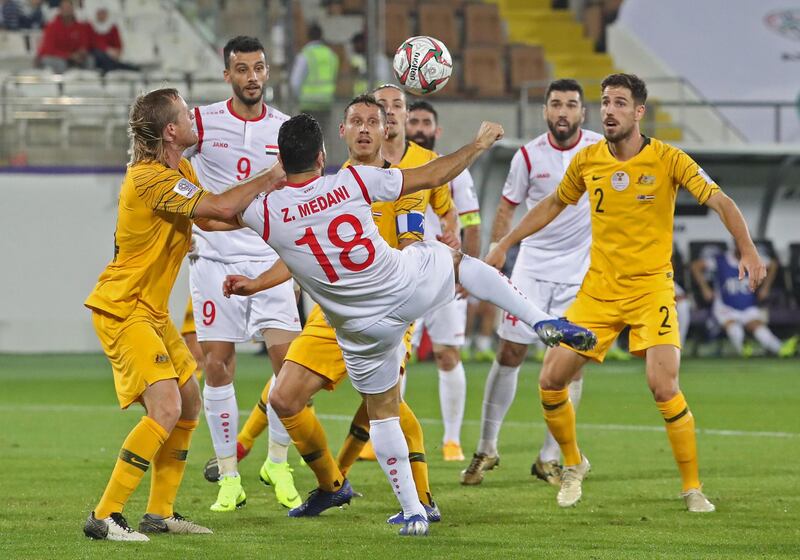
left=201, top=113, right=597, bottom=536
left=405, top=100, right=482, bottom=461
left=461, top=80, right=604, bottom=487
left=185, top=36, right=302, bottom=512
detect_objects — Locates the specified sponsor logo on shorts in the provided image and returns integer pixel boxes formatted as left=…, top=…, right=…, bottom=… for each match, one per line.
left=154, top=353, right=170, bottom=364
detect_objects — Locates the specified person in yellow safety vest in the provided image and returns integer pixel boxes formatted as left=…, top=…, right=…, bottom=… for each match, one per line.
left=290, top=23, right=339, bottom=133
left=349, top=31, right=392, bottom=96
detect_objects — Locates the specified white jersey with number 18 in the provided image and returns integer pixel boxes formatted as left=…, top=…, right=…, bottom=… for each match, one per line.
left=241, top=165, right=416, bottom=332
left=189, top=99, right=288, bottom=263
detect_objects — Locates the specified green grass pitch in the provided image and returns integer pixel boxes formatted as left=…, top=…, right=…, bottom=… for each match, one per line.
left=1, top=354, right=798, bottom=559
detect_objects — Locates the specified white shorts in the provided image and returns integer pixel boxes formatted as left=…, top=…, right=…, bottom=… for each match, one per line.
left=338, top=241, right=455, bottom=394
left=411, top=296, right=467, bottom=347
left=189, top=257, right=301, bottom=343
left=497, top=273, right=580, bottom=345
left=712, top=298, right=765, bottom=326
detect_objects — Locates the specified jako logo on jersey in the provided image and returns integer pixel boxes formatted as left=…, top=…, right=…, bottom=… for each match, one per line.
left=636, top=174, right=655, bottom=185
left=535, top=172, right=551, bottom=179
left=212, top=141, right=229, bottom=148
left=173, top=178, right=200, bottom=198
left=296, top=185, right=351, bottom=218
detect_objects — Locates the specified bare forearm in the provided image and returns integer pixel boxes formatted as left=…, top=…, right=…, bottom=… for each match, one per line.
left=462, top=225, right=480, bottom=258
left=194, top=217, right=241, bottom=231
left=253, top=259, right=292, bottom=292
left=491, top=201, right=514, bottom=243
left=707, top=192, right=757, bottom=256
left=402, top=142, right=484, bottom=195
left=195, top=167, right=282, bottom=220
left=441, top=207, right=458, bottom=236
left=497, top=192, right=565, bottom=250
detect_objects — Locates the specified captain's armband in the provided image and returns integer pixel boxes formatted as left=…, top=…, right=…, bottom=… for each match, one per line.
left=459, top=212, right=481, bottom=228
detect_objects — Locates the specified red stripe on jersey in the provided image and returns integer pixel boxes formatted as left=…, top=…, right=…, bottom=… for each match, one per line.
left=261, top=196, right=270, bottom=242
left=520, top=146, right=532, bottom=174
left=501, top=195, right=520, bottom=206
left=547, top=129, right=583, bottom=151
left=194, top=107, right=204, bottom=153
left=265, top=144, right=279, bottom=149
left=227, top=99, right=267, bottom=122
left=347, top=165, right=372, bottom=204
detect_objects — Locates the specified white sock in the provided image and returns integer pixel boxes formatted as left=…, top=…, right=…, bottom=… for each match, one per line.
left=439, top=362, right=466, bottom=444
left=676, top=297, right=691, bottom=346
left=266, top=376, right=290, bottom=463
left=477, top=360, right=520, bottom=456
left=753, top=325, right=782, bottom=354
left=370, top=417, right=426, bottom=519
left=458, top=255, right=552, bottom=327
left=203, top=383, right=239, bottom=476
left=725, top=322, right=745, bottom=354
left=539, top=377, right=583, bottom=463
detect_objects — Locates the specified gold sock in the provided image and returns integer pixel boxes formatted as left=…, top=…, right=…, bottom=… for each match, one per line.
left=237, top=378, right=272, bottom=453
left=657, top=392, right=701, bottom=492
left=281, top=407, right=343, bottom=492
left=336, top=402, right=370, bottom=477
left=540, top=387, right=581, bottom=466
left=146, top=419, right=198, bottom=518
left=95, top=416, right=168, bottom=519
left=399, top=401, right=433, bottom=506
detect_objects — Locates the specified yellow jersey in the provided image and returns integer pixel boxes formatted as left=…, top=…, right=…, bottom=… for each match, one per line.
left=345, top=140, right=453, bottom=248
left=85, top=158, right=207, bottom=320
left=557, top=136, right=720, bottom=300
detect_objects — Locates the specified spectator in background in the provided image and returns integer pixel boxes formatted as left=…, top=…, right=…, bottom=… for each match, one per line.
left=691, top=243, right=797, bottom=357
left=348, top=31, right=391, bottom=96
left=290, top=23, right=339, bottom=133
left=23, top=0, right=45, bottom=28
left=1, top=0, right=24, bottom=29
left=36, top=0, right=91, bottom=73
left=89, top=7, right=138, bottom=74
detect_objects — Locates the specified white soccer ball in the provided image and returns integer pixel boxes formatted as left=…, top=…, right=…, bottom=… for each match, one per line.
left=393, top=36, right=453, bottom=96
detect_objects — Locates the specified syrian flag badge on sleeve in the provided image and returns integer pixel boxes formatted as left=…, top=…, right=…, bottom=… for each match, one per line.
left=265, top=144, right=279, bottom=157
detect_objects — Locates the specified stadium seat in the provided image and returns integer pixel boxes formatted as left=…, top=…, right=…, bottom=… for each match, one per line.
left=384, top=1, right=412, bottom=55
left=462, top=46, right=505, bottom=98
left=463, top=2, right=504, bottom=47
left=507, top=44, right=549, bottom=95
left=418, top=4, right=460, bottom=54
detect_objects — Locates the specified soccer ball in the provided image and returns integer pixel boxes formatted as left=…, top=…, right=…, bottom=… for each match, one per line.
left=393, top=36, right=453, bottom=96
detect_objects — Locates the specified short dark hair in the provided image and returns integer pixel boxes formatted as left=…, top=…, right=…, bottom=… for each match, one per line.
left=545, top=79, right=584, bottom=104
left=308, top=23, right=323, bottom=41
left=408, top=100, right=437, bottom=123
left=601, top=73, right=648, bottom=105
left=223, top=36, right=266, bottom=69
left=343, top=93, right=387, bottom=122
left=278, top=114, right=324, bottom=174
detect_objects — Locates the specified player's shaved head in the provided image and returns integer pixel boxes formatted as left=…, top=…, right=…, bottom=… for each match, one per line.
left=279, top=114, right=324, bottom=174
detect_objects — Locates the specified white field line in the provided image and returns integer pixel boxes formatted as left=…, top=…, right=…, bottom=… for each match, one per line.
left=0, top=403, right=797, bottom=439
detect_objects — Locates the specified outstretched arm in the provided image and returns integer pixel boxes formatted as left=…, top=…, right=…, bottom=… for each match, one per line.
left=222, top=258, right=292, bottom=297
left=484, top=191, right=566, bottom=269
left=400, top=122, right=504, bottom=196
left=705, top=191, right=766, bottom=291
left=194, top=161, right=285, bottom=221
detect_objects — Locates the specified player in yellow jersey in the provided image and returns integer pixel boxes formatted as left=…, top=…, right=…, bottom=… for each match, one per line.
left=486, top=74, right=766, bottom=513
left=222, top=92, right=455, bottom=522
left=82, top=88, right=285, bottom=541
